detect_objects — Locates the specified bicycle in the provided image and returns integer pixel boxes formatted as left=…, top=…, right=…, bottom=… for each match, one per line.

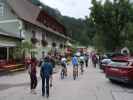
left=60, top=63, right=67, bottom=79
left=73, top=65, right=78, bottom=80
left=60, top=67, right=65, bottom=79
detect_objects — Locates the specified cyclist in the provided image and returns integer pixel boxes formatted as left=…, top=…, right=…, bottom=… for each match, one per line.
left=79, top=54, right=84, bottom=74
left=60, top=55, right=67, bottom=79
left=72, top=55, right=79, bottom=80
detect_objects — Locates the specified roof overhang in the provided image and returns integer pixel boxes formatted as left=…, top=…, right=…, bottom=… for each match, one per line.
left=0, top=41, right=17, bottom=47
left=0, top=30, right=23, bottom=40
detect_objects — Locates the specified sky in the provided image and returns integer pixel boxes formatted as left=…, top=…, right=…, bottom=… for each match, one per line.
left=39, top=0, right=92, bottom=19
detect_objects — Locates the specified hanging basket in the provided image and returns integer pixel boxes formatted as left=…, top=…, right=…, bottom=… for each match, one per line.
left=41, top=40, right=48, bottom=47
left=64, top=45, right=66, bottom=48
left=59, top=44, right=63, bottom=49
left=52, top=42, right=56, bottom=47
left=31, top=37, right=38, bottom=44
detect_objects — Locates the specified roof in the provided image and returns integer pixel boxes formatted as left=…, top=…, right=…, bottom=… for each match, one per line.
left=38, top=10, right=66, bottom=34
left=31, top=0, right=66, bottom=30
left=0, top=28, right=22, bottom=40
left=6, top=0, right=70, bottom=40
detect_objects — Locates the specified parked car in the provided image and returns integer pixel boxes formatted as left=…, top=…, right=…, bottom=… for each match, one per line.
left=99, top=58, right=111, bottom=70
left=105, top=56, right=133, bottom=84
left=99, top=53, right=124, bottom=70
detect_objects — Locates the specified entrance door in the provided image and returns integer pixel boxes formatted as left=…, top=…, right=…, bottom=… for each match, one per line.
left=0, top=47, right=7, bottom=59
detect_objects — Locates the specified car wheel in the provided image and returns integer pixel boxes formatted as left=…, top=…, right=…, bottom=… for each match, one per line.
left=109, top=79, right=116, bottom=83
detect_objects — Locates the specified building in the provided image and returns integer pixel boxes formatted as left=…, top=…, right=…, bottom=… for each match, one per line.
left=0, top=0, right=70, bottom=63
left=0, top=28, right=22, bottom=61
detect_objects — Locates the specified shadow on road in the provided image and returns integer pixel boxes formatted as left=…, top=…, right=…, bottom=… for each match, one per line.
left=0, top=77, right=41, bottom=91
left=0, top=83, right=30, bottom=91
left=110, top=81, right=133, bottom=89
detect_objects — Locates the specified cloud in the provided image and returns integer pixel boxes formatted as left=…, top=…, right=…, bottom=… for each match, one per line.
left=39, top=0, right=91, bottom=19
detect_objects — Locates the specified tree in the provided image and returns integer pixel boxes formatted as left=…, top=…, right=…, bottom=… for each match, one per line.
left=124, top=22, right=133, bottom=52
left=89, top=0, right=133, bottom=52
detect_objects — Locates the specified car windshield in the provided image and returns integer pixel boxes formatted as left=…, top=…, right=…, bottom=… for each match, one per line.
left=108, top=61, right=129, bottom=68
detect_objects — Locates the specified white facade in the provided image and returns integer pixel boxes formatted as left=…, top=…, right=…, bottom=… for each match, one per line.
left=0, top=0, right=68, bottom=60
left=21, top=21, right=66, bottom=59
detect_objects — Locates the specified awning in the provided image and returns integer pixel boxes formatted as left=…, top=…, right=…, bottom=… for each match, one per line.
left=0, top=42, right=16, bottom=47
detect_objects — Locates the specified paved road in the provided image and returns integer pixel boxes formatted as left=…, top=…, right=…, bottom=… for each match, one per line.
left=0, top=63, right=133, bottom=100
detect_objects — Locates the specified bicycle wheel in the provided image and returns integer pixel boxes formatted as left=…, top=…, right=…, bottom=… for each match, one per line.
left=81, top=64, right=84, bottom=74
left=76, top=68, right=78, bottom=77
left=73, top=69, right=76, bottom=80
left=61, top=69, right=64, bottom=79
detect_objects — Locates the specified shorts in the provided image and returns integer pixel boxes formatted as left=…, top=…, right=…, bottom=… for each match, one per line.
left=73, top=64, right=78, bottom=68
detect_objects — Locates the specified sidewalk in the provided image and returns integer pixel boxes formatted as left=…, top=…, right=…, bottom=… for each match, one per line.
left=0, top=63, right=133, bottom=100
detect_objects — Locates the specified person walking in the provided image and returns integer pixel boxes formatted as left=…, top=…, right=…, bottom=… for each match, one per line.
left=79, top=54, right=85, bottom=74
left=28, top=57, right=38, bottom=94
left=84, top=54, right=89, bottom=68
left=49, top=54, right=55, bottom=87
left=40, top=57, right=53, bottom=98
left=92, top=53, right=98, bottom=68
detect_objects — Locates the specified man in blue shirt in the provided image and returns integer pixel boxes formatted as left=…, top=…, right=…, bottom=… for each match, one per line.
left=40, top=57, right=52, bottom=98
left=72, top=55, right=79, bottom=78
left=72, top=55, right=79, bottom=66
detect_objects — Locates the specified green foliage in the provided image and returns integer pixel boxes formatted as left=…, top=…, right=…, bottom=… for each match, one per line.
left=13, top=42, right=22, bottom=60
left=58, top=16, right=89, bottom=46
left=21, top=41, right=33, bottom=52
left=13, top=41, right=33, bottom=59
left=88, top=0, right=133, bottom=52
left=124, top=22, right=133, bottom=52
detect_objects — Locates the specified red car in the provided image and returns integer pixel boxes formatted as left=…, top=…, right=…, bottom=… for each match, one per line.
left=105, top=56, right=133, bottom=84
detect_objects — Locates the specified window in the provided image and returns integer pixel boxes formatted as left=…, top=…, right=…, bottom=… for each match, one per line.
left=0, top=3, right=4, bottom=16
left=32, top=30, right=36, bottom=38
left=0, top=47, right=7, bottom=59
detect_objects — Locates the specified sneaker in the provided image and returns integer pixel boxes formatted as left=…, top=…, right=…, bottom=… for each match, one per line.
left=50, top=84, right=52, bottom=87
left=42, top=94, right=45, bottom=97
left=30, top=89, right=33, bottom=93
left=46, top=95, right=49, bottom=98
